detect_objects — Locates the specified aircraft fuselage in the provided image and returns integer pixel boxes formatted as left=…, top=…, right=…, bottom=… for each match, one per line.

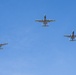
left=43, top=16, right=48, bottom=26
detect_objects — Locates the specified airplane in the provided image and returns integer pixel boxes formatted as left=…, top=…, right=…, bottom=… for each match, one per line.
left=0, top=43, right=8, bottom=49
left=35, top=15, right=55, bottom=27
left=64, top=31, right=76, bottom=41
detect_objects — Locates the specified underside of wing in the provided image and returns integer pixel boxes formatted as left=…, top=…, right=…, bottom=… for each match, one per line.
left=46, top=20, right=55, bottom=22
left=64, top=35, right=71, bottom=37
left=35, top=20, right=44, bottom=22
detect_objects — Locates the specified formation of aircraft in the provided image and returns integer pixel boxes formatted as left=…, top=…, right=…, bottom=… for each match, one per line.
left=35, top=15, right=76, bottom=41
left=0, top=15, right=75, bottom=50
left=64, top=31, right=76, bottom=41
left=35, top=15, right=55, bottom=27
left=0, top=43, right=8, bottom=49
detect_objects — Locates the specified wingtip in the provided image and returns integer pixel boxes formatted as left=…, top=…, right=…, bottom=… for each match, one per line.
left=35, top=20, right=38, bottom=22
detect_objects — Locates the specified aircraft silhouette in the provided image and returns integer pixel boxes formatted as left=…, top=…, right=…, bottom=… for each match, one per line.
left=35, top=15, right=55, bottom=27
left=64, top=31, right=76, bottom=41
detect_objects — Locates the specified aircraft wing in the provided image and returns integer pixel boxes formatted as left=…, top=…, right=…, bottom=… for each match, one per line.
left=46, top=20, right=55, bottom=22
left=35, top=20, right=44, bottom=22
left=0, top=43, right=8, bottom=47
left=64, top=35, right=71, bottom=37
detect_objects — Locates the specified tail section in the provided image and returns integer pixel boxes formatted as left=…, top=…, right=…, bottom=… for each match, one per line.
left=72, top=31, right=74, bottom=35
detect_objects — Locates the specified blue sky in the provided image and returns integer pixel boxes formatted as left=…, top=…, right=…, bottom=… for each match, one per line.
left=0, top=0, right=76, bottom=75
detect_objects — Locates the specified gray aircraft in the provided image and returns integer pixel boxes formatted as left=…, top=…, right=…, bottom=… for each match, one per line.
left=64, top=31, right=76, bottom=41
left=0, top=43, right=8, bottom=49
left=35, top=15, right=55, bottom=27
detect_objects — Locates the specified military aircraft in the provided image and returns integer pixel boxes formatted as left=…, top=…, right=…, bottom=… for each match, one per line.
left=0, top=43, right=8, bottom=49
left=64, top=31, right=76, bottom=41
left=35, top=15, right=55, bottom=27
